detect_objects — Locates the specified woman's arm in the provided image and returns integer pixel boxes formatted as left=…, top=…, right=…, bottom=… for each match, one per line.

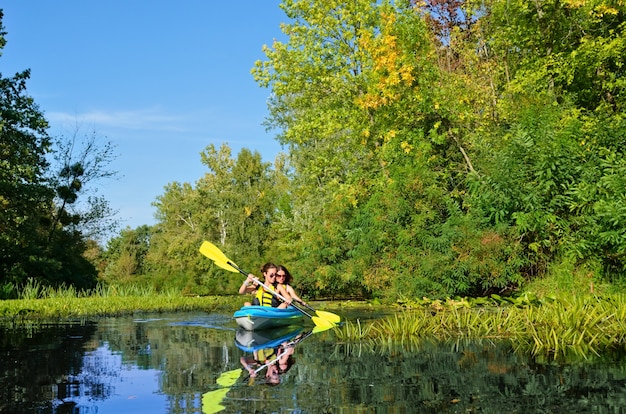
left=238, top=274, right=257, bottom=294
left=240, top=356, right=257, bottom=377
left=276, top=284, right=292, bottom=303
left=286, top=285, right=305, bottom=305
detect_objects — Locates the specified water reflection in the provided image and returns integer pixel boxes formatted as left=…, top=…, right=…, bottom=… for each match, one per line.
left=235, top=325, right=307, bottom=387
left=1, top=311, right=626, bottom=413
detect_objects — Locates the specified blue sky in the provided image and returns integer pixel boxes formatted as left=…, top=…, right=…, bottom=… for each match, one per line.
left=2, top=1, right=286, bottom=235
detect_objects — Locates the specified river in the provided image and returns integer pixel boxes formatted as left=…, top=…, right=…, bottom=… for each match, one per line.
left=1, top=309, right=626, bottom=413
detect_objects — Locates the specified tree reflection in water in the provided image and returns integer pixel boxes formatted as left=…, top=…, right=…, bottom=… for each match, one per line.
left=2, top=312, right=626, bottom=413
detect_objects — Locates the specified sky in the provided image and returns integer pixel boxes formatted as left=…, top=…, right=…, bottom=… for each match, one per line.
left=1, top=1, right=287, bottom=235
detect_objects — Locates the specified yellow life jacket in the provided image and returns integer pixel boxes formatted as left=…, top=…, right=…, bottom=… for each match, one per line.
left=256, top=347, right=277, bottom=363
left=255, top=284, right=276, bottom=307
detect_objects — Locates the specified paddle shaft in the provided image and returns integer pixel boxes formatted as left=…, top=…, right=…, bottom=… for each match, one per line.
left=198, top=241, right=331, bottom=324
left=254, top=349, right=287, bottom=374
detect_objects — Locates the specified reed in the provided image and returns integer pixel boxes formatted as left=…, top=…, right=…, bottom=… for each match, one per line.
left=334, top=319, right=373, bottom=342
left=334, top=293, right=626, bottom=362
left=0, top=281, right=243, bottom=322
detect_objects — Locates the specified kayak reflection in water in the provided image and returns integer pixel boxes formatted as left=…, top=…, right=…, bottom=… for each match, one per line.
left=239, top=335, right=301, bottom=385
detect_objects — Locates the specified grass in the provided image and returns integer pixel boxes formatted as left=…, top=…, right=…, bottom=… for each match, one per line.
left=334, top=292, right=626, bottom=363
left=0, top=279, right=243, bottom=323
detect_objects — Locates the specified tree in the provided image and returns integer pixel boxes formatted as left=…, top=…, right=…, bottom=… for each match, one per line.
left=468, top=0, right=626, bottom=280
left=142, top=144, right=278, bottom=294
left=48, top=127, right=120, bottom=242
left=252, top=0, right=390, bottom=297
left=103, top=225, right=152, bottom=282
left=0, top=10, right=53, bottom=285
left=1, top=11, right=119, bottom=290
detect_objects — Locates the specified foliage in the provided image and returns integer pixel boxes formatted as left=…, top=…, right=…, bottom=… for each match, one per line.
left=0, top=281, right=241, bottom=321
left=1, top=11, right=119, bottom=291
left=102, top=144, right=282, bottom=295
left=48, top=128, right=119, bottom=241
left=102, top=0, right=626, bottom=299
left=6, top=1, right=626, bottom=300
left=0, top=11, right=53, bottom=286
left=336, top=292, right=626, bottom=362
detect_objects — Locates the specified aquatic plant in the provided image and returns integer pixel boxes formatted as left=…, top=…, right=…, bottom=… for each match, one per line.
left=334, top=293, right=626, bottom=362
left=0, top=282, right=243, bottom=323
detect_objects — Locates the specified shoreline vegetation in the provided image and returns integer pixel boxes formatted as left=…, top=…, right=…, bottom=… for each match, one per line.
left=0, top=281, right=243, bottom=322
left=2, top=280, right=625, bottom=363
left=336, top=292, right=626, bottom=363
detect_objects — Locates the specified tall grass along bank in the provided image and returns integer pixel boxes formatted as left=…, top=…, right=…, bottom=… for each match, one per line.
left=0, top=281, right=243, bottom=323
left=335, top=293, right=626, bottom=362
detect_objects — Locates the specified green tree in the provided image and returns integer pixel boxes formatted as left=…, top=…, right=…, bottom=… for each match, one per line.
left=469, top=0, right=626, bottom=281
left=253, top=0, right=391, bottom=297
left=0, top=11, right=53, bottom=285
left=1, top=12, right=118, bottom=290
left=103, top=225, right=152, bottom=283
left=142, top=144, right=278, bottom=294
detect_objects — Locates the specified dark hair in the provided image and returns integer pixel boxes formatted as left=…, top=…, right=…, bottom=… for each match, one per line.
left=265, top=364, right=281, bottom=386
left=276, top=265, right=293, bottom=284
left=261, top=262, right=277, bottom=273
left=277, top=355, right=295, bottom=374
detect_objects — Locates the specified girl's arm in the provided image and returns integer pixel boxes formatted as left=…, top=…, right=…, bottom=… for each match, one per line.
left=240, top=356, right=257, bottom=377
left=287, top=285, right=305, bottom=305
left=276, top=284, right=292, bottom=304
left=238, top=274, right=257, bottom=294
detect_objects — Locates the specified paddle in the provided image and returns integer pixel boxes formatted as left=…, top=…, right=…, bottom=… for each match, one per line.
left=199, top=241, right=337, bottom=329
left=295, top=300, right=341, bottom=324
left=202, top=368, right=243, bottom=414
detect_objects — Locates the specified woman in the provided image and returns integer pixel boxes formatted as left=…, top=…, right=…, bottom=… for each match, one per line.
left=239, top=347, right=280, bottom=383
left=239, top=262, right=291, bottom=308
left=276, top=265, right=306, bottom=307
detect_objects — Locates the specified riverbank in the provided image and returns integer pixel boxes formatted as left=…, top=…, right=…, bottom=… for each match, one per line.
left=0, top=294, right=243, bottom=322
left=3, top=282, right=625, bottom=363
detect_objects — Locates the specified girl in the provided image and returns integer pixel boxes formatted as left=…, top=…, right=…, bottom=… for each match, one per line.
left=239, top=262, right=291, bottom=308
left=276, top=265, right=306, bottom=307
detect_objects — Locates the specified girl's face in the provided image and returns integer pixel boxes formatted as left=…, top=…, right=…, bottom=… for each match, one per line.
left=276, top=270, right=286, bottom=283
left=264, top=268, right=277, bottom=283
left=266, top=365, right=280, bottom=384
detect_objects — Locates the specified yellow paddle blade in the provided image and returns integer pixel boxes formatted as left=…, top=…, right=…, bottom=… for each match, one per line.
left=315, top=310, right=341, bottom=324
left=199, top=241, right=243, bottom=274
left=311, top=323, right=335, bottom=334
left=201, top=387, right=229, bottom=414
left=213, top=259, right=240, bottom=274
left=311, top=316, right=336, bottom=330
left=216, top=368, right=242, bottom=387
left=199, top=241, right=231, bottom=263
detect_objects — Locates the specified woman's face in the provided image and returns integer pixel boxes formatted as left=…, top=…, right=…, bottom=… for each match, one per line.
left=264, top=268, right=277, bottom=283
left=276, top=270, right=286, bottom=283
left=266, top=365, right=280, bottom=384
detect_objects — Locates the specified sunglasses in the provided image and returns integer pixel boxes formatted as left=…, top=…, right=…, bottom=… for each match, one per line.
left=276, top=274, right=286, bottom=278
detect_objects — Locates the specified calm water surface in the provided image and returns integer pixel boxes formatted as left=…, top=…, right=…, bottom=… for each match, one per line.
left=1, top=308, right=626, bottom=413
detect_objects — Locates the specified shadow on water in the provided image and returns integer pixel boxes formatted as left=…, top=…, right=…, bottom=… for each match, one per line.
left=2, top=310, right=626, bottom=413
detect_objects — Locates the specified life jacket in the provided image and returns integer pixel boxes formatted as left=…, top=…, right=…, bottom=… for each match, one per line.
left=271, top=282, right=288, bottom=307
left=255, top=284, right=276, bottom=307
left=256, top=347, right=277, bottom=363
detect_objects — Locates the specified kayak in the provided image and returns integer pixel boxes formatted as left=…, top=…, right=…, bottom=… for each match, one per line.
left=233, top=305, right=304, bottom=331
left=235, top=324, right=304, bottom=352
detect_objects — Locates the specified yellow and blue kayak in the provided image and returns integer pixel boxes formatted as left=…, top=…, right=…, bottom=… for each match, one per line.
left=233, top=305, right=304, bottom=331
